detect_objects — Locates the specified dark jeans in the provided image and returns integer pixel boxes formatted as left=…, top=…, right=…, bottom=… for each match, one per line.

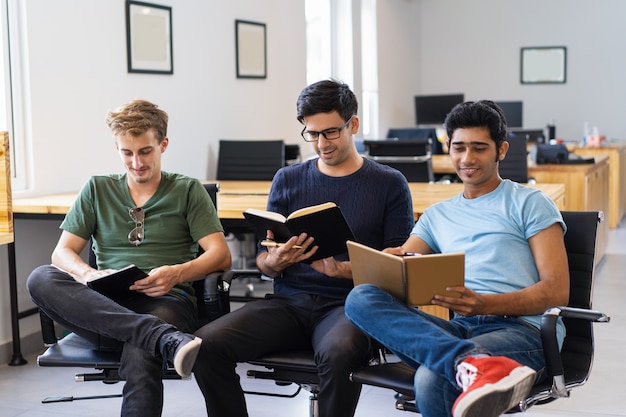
left=193, top=293, right=371, bottom=417
left=27, top=265, right=197, bottom=417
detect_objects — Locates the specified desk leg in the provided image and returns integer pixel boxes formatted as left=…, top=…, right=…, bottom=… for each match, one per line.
left=8, top=242, right=27, bottom=366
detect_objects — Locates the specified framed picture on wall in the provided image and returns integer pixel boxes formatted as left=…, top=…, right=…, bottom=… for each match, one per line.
left=520, top=46, right=566, bottom=84
left=126, top=1, right=173, bottom=74
left=235, top=20, right=267, bottom=79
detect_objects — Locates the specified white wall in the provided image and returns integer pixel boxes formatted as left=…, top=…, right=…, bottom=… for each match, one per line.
left=378, top=0, right=626, bottom=141
left=18, top=0, right=306, bottom=197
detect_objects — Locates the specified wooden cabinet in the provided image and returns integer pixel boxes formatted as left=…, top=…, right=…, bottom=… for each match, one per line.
left=529, top=156, right=609, bottom=263
left=573, top=144, right=626, bottom=229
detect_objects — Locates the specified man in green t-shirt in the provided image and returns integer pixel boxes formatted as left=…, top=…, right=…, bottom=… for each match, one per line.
left=27, top=100, right=231, bottom=417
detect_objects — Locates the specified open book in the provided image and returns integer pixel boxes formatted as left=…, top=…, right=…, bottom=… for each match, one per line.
left=87, top=264, right=148, bottom=300
left=243, top=202, right=355, bottom=262
left=347, top=240, right=464, bottom=306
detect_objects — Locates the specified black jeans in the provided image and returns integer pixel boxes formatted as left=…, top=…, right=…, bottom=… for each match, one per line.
left=27, top=265, right=197, bottom=417
left=193, top=293, right=371, bottom=417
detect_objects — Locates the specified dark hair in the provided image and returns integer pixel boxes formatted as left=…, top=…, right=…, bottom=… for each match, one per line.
left=106, top=99, right=168, bottom=143
left=444, top=100, right=508, bottom=151
left=296, top=79, right=358, bottom=124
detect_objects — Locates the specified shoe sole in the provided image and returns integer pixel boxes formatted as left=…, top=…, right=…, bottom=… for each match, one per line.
left=452, top=366, right=536, bottom=417
left=173, top=336, right=202, bottom=378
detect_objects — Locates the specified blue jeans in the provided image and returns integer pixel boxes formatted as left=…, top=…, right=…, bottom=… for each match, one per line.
left=27, top=265, right=197, bottom=417
left=345, top=284, right=546, bottom=417
left=193, top=293, right=371, bottom=417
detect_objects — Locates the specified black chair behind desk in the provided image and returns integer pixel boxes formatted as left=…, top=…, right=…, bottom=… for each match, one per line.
left=387, top=127, right=443, bottom=154
left=284, top=144, right=301, bottom=166
left=364, top=138, right=434, bottom=182
left=501, top=131, right=530, bottom=183
left=36, top=183, right=223, bottom=403
left=216, top=139, right=285, bottom=181
left=217, top=139, right=284, bottom=273
left=350, top=211, right=610, bottom=414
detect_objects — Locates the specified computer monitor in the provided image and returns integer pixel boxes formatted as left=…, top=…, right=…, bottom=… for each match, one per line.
left=509, top=128, right=545, bottom=144
left=495, top=101, right=523, bottom=128
left=414, top=94, right=464, bottom=125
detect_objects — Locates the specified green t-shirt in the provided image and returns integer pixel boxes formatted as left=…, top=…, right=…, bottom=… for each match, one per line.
left=61, top=172, right=223, bottom=301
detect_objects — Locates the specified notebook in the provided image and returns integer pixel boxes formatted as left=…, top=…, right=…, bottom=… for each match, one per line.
left=87, top=264, right=147, bottom=301
left=347, top=240, right=465, bottom=306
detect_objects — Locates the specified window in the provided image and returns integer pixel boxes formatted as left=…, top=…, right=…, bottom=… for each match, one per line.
left=305, top=0, right=331, bottom=86
left=360, top=0, right=378, bottom=137
left=1, top=0, right=28, bottom=191
left=305, top=0, right=378, bottom=137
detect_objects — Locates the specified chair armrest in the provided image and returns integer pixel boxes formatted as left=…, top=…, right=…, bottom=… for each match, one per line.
left=220, top=268, right=264, bottom=286
left=540, top=306, right=610, bottom=397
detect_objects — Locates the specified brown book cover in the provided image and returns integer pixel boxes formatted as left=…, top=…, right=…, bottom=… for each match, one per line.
left=87, top=264, right=148, bottom=300
left=243, top=202, right=355, bottom=262
left=348, top=240, right=464, bottom=306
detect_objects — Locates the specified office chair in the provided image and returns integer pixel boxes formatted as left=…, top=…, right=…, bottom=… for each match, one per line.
left=284, top=144, right=301, bottom=166
left=36, top=184, right=224, bottom=403
left=216, top=139, right=285, bottom=181
left=387, top=127, right=443, bottom=155
left=500, top=132, right=529, bottom=183
left=364, top=138, right=434, bottom=182
left=350, top=210, right=610, bottom=414
left=216, top=139, right=285, bottom=274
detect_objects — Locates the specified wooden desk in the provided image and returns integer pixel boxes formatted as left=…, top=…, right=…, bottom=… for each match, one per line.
left=432, top=154, right=456, bottom=175
left=528, top=156, right=609, bottom=263
left=573, top=144, right=626, bottom=228
left=408, top=182, right=566, bottom=216
left=13, top=181, right=566, bottom=222
left=210, top=180, right=272, bottom=196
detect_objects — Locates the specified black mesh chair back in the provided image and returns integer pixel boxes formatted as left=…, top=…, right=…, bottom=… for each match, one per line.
left=217, top=139, right=285, bottom=180
left=523, top=210, right=601, bottom=408
left=387, top=128, right=443, bottom=154
left=500, top=132, right=529, bottom=183
left=365, top=138, right=434, bottom=182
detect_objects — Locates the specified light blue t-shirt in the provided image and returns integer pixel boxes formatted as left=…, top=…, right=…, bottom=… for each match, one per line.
left=411, top=180, right=566, bottom=344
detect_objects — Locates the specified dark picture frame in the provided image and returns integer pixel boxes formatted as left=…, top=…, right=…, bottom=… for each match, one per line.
left=126, top=1, right=173, bottom=74
left=235, top=20, right=267, bottom=79
left=520, top=46, right=566, bottom=84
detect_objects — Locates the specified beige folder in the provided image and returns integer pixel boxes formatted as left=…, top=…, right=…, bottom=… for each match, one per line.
left=347, top=240, right=465, bottom=306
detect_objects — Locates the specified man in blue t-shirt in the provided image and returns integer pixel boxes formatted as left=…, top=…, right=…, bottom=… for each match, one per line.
left=345, top=100, right=569, bottom=417
left=27, top=100, right=231, bottom=416
left=193, top=80, right=415, bottom=417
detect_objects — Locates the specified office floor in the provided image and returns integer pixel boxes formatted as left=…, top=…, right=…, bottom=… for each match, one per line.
left=1, top=222, right=623, bottom=417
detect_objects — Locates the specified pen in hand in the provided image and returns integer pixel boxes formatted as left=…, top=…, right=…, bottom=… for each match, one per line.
left=261, top=240, right=303, bottom=249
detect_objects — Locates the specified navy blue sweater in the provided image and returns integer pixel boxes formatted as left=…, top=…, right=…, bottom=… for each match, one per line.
left=264, top=158, right=415, bottom=299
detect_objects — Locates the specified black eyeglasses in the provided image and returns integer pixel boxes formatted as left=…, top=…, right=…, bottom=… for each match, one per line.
left=128, top=207, right=144, bottom=246
left=301, top=116, right=354, bottom=142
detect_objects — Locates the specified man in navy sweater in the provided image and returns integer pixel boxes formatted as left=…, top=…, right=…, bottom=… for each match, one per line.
left=193, top=79, right=415, bottom=417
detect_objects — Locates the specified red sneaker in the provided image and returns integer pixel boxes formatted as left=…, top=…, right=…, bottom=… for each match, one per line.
left=452, top=356, right=536, bottom=417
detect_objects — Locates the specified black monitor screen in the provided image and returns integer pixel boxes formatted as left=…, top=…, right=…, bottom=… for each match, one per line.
left=414, top=94, right=464, bottom=125
left=495, top=101, right=523, bottom=128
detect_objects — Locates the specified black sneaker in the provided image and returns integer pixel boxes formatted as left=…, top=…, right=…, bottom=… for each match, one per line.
left=159, top=331, right=202, bottom=378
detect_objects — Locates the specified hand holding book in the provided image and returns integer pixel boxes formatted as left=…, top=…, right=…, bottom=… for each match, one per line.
left=243, top=202, right=355, bottom=262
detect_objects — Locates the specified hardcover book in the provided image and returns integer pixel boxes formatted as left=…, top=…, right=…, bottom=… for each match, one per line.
left=348, top=240, right=465, bottom=306
left=243, top=202, right=355, bottom=262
